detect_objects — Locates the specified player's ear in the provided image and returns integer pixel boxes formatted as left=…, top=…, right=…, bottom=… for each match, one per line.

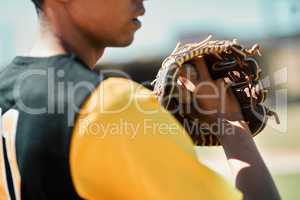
left=43, top=0, right=71, bottom=14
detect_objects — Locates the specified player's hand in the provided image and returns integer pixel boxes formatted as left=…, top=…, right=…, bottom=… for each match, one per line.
left=178, top=56, right=244, bottom=124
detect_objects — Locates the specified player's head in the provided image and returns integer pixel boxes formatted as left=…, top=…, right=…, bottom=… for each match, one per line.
left=31, top=0, right=145, bottom=47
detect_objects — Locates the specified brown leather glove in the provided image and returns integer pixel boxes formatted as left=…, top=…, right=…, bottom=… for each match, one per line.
left=152, top=36, right=280, bottom=146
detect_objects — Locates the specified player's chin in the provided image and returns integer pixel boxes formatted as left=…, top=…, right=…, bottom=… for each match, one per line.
left=111, top=34, right=136, bottom=47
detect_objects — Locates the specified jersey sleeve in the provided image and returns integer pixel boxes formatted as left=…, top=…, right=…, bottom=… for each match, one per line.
left=69, top=78, right=242, bottom=200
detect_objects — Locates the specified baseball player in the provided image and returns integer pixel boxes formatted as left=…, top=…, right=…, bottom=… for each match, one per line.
left=0, top=0, right=280, bottom=199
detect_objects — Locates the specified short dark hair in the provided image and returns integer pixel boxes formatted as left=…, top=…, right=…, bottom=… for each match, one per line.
left=32, top=0, right=43, bottom=9
left=32, top=0, right=43, bottom=14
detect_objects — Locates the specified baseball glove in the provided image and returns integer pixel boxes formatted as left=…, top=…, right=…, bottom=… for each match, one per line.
left=152, top=35, right=280, bottom=146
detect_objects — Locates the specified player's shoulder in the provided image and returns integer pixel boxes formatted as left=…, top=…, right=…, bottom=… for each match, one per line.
left=0, top=55, right=102, bottom=115
left=98, top=77, right=152, bottom=99
left=79, top=77, right=160, bottom=117
left=54, top=54, right=101, bottom=83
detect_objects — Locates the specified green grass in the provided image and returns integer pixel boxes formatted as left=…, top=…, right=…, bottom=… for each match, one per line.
left=255, top=103, right=300, bottom=150
left=274, top=173, right=300, bottom=200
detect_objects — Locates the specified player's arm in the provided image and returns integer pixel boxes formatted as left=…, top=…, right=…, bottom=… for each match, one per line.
left=179, top=58, right=280, bottom=200
left=69, top=78, right=242, bottom=200
left=218, top=121, right=280, bottom=200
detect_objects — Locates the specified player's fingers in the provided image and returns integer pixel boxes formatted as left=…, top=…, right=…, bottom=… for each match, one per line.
left=191, top=56, right=212, bottom=81
left=178, top=63, right=199, bottom=92
left=178, top=76, right=196, bottom=92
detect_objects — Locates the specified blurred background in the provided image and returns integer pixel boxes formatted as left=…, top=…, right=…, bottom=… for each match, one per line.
left=1, top=0, right=299, bottom=199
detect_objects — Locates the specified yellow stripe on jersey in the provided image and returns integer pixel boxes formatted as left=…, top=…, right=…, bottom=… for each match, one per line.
left=70, top=78, right=242, bottom=200
left=0, top=109, right=10, bottom=200
left=2, top=110, right=21, bottom=200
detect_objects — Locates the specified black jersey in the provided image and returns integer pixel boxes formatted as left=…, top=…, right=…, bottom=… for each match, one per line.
left=0, top=55, right=101, bottom=200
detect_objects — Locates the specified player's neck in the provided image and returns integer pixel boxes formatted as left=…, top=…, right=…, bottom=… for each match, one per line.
left=28, top=16, right=104, bottom=69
